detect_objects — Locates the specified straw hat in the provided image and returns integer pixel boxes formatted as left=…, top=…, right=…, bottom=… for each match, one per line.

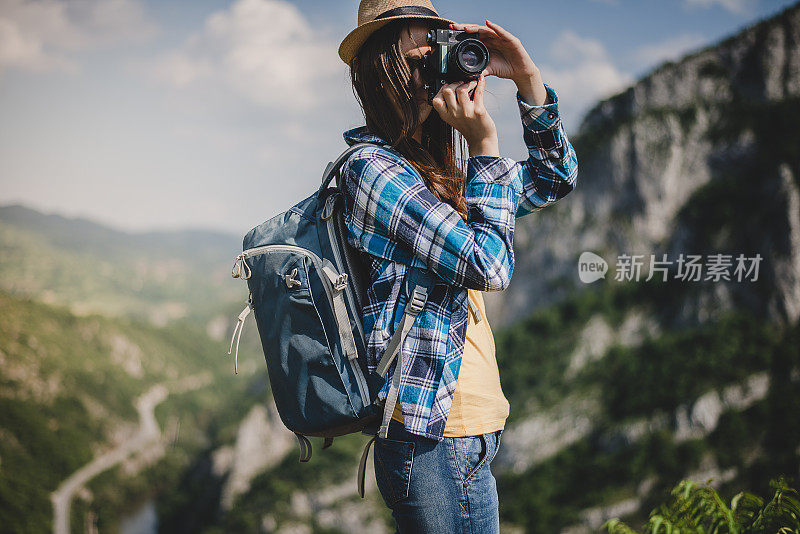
left=338, top=0, right=455, bottom=64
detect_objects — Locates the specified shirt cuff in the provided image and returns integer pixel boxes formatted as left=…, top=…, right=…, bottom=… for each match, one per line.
left=517, top=83, right=562, bottom=157
left=517, top=82, right=560, bottom=130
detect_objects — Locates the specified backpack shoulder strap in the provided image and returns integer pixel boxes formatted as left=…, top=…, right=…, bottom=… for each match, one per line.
left=374, top=266, right=436, bottom=439
left=318, top=141, right=393, bottom=193
left=355, top=275, right=430, bottom=496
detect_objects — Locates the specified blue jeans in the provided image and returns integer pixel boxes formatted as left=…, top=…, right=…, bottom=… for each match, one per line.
left=373, top=417, right=504, bottom=533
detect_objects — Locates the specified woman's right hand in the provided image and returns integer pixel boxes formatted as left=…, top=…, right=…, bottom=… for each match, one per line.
left=431, top=73, right=499, bottom=157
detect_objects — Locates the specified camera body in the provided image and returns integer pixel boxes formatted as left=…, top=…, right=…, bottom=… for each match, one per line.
left=421, top=29, right=489, bottom=102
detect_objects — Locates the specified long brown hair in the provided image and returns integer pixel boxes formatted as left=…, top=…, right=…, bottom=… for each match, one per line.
left=349, top=20, right=469, bottom=220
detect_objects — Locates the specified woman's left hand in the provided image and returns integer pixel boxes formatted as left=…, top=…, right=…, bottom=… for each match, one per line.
left=449, top=20, right=538, bottom=84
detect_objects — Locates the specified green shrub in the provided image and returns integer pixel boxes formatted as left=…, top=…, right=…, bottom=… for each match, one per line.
left=605, top=477, right=800, bottom=533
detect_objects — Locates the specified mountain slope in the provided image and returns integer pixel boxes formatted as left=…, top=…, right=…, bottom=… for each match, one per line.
left=491, top=277, right=798, bottom=532
left=0, top=204, right=245, bottom=327
left=486, top=1, right=800, bottom=330
left=0, top=290, right=256, bottom=533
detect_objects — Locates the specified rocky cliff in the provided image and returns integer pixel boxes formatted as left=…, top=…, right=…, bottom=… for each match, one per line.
left=486, top=1, right=800, bottom=331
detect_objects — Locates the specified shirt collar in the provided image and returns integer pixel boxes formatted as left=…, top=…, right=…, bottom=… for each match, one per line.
left=343, top=126, right=390, bottom=146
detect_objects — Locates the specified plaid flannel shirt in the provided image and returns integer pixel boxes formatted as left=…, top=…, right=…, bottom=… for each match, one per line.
left=341, top=82, right=578, bottom=441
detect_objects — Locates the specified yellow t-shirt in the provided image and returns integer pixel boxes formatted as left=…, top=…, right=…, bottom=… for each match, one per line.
left=392, top=288, right=510, bottom=436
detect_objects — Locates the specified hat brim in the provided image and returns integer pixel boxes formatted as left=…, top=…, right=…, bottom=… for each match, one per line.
left=338, top=14, right=456, bottom=64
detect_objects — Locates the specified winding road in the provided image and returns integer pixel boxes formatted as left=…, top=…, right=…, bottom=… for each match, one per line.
left=51, top=373, right=211, bottom=534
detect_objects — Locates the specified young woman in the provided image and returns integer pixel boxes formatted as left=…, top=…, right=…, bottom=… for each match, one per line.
left=337, top=1, right=579, bottom=531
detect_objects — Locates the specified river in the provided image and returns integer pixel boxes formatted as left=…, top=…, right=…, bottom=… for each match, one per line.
left=120, top=500, right=158, bottom=534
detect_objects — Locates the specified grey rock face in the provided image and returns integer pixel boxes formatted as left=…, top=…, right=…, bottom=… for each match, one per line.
left=486, top=3, right=800, bottom=330
left=216, top=402, right=295, bottom=511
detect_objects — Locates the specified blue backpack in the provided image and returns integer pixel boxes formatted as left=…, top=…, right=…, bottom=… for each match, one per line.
left=227, top=142, right=433, bottom=497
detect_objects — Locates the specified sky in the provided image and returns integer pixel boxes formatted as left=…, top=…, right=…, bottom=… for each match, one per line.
left=0, top=0, right=797, bottom=235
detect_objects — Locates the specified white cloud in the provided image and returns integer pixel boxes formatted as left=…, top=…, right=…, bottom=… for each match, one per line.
left=549, top=30, right=611, bottom=65
left=684, top=0, right=757, bottom=15
left=536, top=30, right=633, bottom=130
left=631, top=33, right=707, bottom=70
left=150, top=50, right=213, bottom=87
left=149, top=0, right=343, bottom=111
left=0, top=0, right=158, bottom=75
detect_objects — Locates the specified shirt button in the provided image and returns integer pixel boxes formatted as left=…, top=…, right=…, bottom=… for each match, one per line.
left=547, top=111, right=556, bottom=120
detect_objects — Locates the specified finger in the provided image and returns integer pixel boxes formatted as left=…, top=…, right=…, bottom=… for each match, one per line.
left=485, top=20, right=519, bottom=43
left=448, top=22, right=500, bottom=39
left=449, top=22, right=488, bottom=32
left=432, top=87, right=452, bottom=116
left=473, top=74, right=486, bottom=110
left=431, top=93, right=446, bottom=115
left=441, top=83, right=459, bottom=113
left=455, top=80, right=477, bottom=111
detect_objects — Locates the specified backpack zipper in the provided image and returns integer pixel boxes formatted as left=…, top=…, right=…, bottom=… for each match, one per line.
left=233, top=243, right=371, bottom=409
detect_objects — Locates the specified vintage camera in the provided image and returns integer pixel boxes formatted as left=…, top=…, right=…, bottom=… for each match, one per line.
left=418, top=29, right=489, bottom=102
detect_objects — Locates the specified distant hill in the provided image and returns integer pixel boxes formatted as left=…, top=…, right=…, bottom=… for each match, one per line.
left=0, top=204, right=246, bottom=328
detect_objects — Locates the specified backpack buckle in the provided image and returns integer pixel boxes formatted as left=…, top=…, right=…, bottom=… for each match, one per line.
left=333, top=273, right=348, bottom=292
left=320, top=260, right=348, bottom=292
left=407, top=286, right=428, bottom=313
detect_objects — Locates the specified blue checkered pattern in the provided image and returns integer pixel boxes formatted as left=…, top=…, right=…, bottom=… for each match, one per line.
left=341, top=82, right=578, bottom=441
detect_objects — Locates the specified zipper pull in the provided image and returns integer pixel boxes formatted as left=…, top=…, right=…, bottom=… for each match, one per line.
left=227, top=294, right=253, bottom=374
left=231, top=254, right=243, bottom=278
left=231, top=253, right=252, bottom=280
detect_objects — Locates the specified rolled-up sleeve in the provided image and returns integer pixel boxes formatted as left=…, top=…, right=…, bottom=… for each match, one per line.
left=514, top=82, right=579, bottom=218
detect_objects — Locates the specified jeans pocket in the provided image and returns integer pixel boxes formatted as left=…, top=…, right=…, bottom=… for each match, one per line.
left=462, top=431, right=503, bottom=484
left=374, top=437, right=415, bottom=506
left=489, top=429, right=503, bottom=464
left=463, top=434, right=489, bottom=484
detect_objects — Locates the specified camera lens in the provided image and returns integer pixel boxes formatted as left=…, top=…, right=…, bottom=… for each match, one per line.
left=451, top=38, right=488, bottom=75
left=460, top=47, right=481, bottom=69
